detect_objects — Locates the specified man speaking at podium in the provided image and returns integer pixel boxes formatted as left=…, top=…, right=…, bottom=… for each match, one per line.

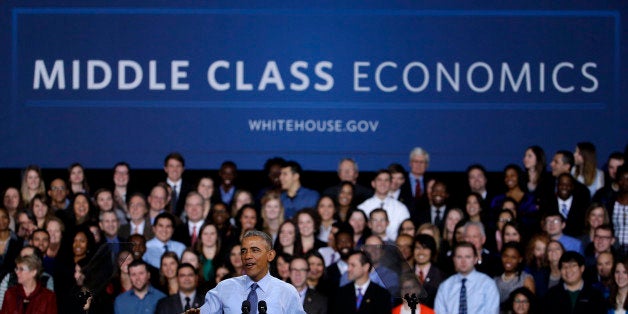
left=200, top=230, right=305, bottom=314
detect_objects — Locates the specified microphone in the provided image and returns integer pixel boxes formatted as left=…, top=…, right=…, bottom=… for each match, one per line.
left=241, top=300, right=251, bottom=314
left=258, top=300, right=267, bottom=314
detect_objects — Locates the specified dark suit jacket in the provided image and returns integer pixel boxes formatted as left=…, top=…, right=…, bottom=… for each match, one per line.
left=329, top=281, right=392, bottom=314
left=304, top=287, right=328, bottom=314
left=412, top=198, right=448, bottom=231
left=542, top=194, right=589, bottom=237
left=172, top=181, right=195, bottom=217
left=420, top=264, right=445, bottom=309
left=173, top=221, right=194, bottom=247
left=118, top=217, right=155, bottom=240
left=323, top=183, right=373, bottom=206
left=155, top=290, right=205, bottom=314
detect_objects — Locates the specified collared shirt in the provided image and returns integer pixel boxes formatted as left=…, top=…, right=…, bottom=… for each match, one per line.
left=188, top=220, right=205, bottom=237
left=114, top=286, right=165, bottom=314
left=558, top=234, right=584, bottom=254
left=220, top=186, right=236, bottom=205
left=557, top=196, right=573, bottom=218
left=354, top=279, right=371, bottom=297
left=430, top=205, right=446, bottom=225
left=179, top=291, right=197, bottom=309
left=131, top=220, right=146, bottom=235
left=143, top=237, right=186, bottom=268
left=357, top=196, right=410, bottom=240
left=167, top=179, right=182, bottom=196
left=388, top=189, right=401, bottom=200
left=297, top=287, right=307, bottom=305
left=434, top=269, right=499, bottom=314
left=281, top=187, right=320, bottom=219
left=200, top=272, right=305, bottom=314
left=409, top=173, right=424, bottom=198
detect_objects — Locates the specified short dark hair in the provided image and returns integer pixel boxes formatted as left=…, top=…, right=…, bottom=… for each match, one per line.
left=281, top=161, right=303, bottom=176
left=128, top=259, right=149, bottom=272
left=453, top=241, right=477, bottom=257
left=164, top=152, right=185, bottom=167
left=373, top=169, right=391, bottom=181
left=264, top=157, right=286, bottom=174
left=387, top=163, right=407, bottom=176
left=559, top=251, right=585, bottom=268
left=153, top=212, right=176, bottom=227
left=369, top=208, right=388, bottom=221
left=466, top=164, right=487, bottom=177
left=556, top=150, right=575, bottom=169
left=177, top=262, right=197, bottom=275
left=414, top=234, right=437, bottom=260
left=113, top=161, right=130, bottom=172
left=350, top=250, right=373, bottom=272
left=595, top=224, right=615, bottom=237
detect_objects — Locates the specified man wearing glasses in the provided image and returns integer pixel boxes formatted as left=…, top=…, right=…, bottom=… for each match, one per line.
left=543, top=211, right=584, bottom=254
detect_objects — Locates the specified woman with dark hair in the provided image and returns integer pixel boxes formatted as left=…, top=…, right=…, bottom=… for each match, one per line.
left=93, top=188, right=127, bottom=226
left=271, top=253, right=292, bottom=282
left=305, top=251, right=332, bottom=296
left=413, top=234, right=445, bottom=308
left=316, top=196, right=337, bottom=244
left=0, top=207, right=21, bottom=281
left=609, top=257, right=628, bottom=313
left=58, top=193, right=97, bottom=236
left=573, top=142, right=605, bottom=197
left=491, top=164, right=538, bottom=231
left=16, top=210, right=37, bottom=242
left=29, top=194, right=53, bottom=229
left=195, top=223, right=222, bottom=285
left=225, top=244, right=243, bottom=277
left=347, top=209, right=371, bottom=248
left=234, top=204, right=261, bottom=242
left=506, top=287, right=538, bottom=314
left=207, top=202, right=237, bottom=249
left=196, top=176, right=216, bottom=220
left=336, top=181, right=356, bottom=222
left=295, top=208, right=326, bottom=255
left=156, top=251, right=179, bottom=295
left=523, top=145, right=550, bottom=196
left=68, top=163, right=90, bottom=197
left=273, top=220, right=303, bottom=256
left=494, top=242, right=535, bottom=309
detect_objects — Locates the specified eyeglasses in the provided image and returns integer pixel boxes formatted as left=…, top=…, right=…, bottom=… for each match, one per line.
left=15, top=266, right=31, bottom=272
left=50, top=186, right=66, bottom=191
left=290, top=268, right=309, bottom=273
left=594, top=234, right=613, bottom=240
left=546, top=219, right=562, bottom=225
left=498, top=218, right=511, bottom=223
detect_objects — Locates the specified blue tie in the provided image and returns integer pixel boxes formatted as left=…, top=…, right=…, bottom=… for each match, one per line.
left=561, top=203, right=568, bottom=218
left=356, top=287, right=364, bottom=309
left=248, top=283, right=258, bottom=314
left=459, top=278, right=467, bottom=314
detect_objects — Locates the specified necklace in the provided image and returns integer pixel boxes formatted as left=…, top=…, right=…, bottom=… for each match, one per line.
left=501, top=273, right=515, bottom=282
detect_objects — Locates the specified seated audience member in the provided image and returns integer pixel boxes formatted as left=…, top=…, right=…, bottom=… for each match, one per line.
left=147, top=183, right=170, bottom=225
left=541, top=251, right=606, bottom=314
left=593, top=151, right=624, bottom=204
left=434, top=241, right=500, bottom=314
left=347, top=209, right=371, bottom=248
left=306, top=251, right=332, bottom=296
left=44, top=217, right=64, bottom=259
left=118, top=193, right=154, bottom=239
left=20, top=165, right=46, bottom=206
left=229, top=189, right=254, bottom=226
left=0, top=245, right=54, bottom=308
left=506, top=287, right=538, bottom=314
left=272, top=252, right=292, bottom=282
left=3, top=187, right=22, bottom=230
left=323, top=158, right=373, bottom=206
left=274, top=220, right=303, bottom=257
left=94, top=188, right=128, bottom=227
left=580, top=203, right=611, bottom=250
left=280, top=161, right=320, bottom=219
left=546, top=240, right=566, bottom=290
left=490, top=165, right=537, bottom=228
left=143, top=213, right=186, bottom=269
left=395, top=234, right=414, bottom=268
left=16, top=210, right=37, bottom=244
left=289, top=256, right=328, bottom=314
left=316, top=196, right=336, bottom=244
left=326, top=226, right=354, bottom=289
left=540, top=173, right=590, bottom=237
left=261, top=192, right=285, bottom=243
left=357, top=169, right=412, bottom=239
left=388, top=163, right=413, bottom=211
left=413, top=234, right=445, bottom=308
left=524, top=233, right=550, bottom=297
left=335, top=181, right=356, bottom=223
left=156, top=251, right=180, bottom=296
left=173, top=192, right=206, bottom=247
left=415, top=180, right=451, bottom=232
left=493, top=208, right=516, bottom=253
left=114, top=259, right=166, bottom=314
left=542, top=150, right=592, bottom=205
left=196, top=177, right=216, bottom=220
left=609, top=257, right=628, bottom=313
left=466, top=163, right=495, bottom=206
left=522, top=145, right=552, bottom=199
left=29, top=194, right=52, bottom=229
left=100, top=210, right=124, bottom=260
left=329, top=250, right=392, bottom=314
left=590, top=251, right=613, bottom=298
left=543, top=211, right=583, bottom=254
left=397, top=218, right=417, bottom=238
left=156, top=263, right=204, bottom=313
left=234, top=204, right=261, bottom=242
left=494, top=242, right=535, bottom=309
left=207, top=202, right=237, bottom=249
left=195, top=223, right=222, bottom=285
left=368, top=208, right=392, bottom=244
left=0, top=254, right=57, bottom=314
left=417, top=223, right=442, bottom=255
left=317, top=222, right=340, bottom=266
left=584, top=224, right=616, bottom=270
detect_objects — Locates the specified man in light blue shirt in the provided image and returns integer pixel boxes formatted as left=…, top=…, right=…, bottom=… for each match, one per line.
left=114, top=260, right=165, bottom=314
left=143, top=212, right=186, bottom=268
left=279, top=161, right=320, bottom=219
left=200, top=230, right=305, bottom=314
left=434, top=241, right=499, bottom=314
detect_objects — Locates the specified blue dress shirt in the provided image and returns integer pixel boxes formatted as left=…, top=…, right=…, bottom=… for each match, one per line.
left=281, top=187, right=320, bottom=219
left=434, top=269, right=499, bottom=314
left=143, top=237, right=186, bottom=268
left=114, top=286, right=166, bottom=314
left=200, top=272, right=305, bottom=314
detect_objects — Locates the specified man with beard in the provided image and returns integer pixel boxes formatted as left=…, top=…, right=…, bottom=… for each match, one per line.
left=415, top=180, right=450, bottom=231
left=114, top=260, right=165, bottom=314
left=326, top=226, right=354, bottom=290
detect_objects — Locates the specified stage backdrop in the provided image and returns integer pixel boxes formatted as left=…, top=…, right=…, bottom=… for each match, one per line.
left=1, top=1, right=626, bottom=171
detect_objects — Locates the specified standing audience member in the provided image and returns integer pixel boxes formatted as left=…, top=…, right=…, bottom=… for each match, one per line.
left=164, top=152, right=194, bottom=217
left=573, top=142, right=605, bottom=197
left=143, top=213, right=186, bottom=269
left=413, top=234, right=445, bottom=308
left=112, top=162, right=131, bottom=216
left=323, top=158, right=372, bottom=206
left=118, top=193, right=154, bottom=239
left=280, top=161, right=320, bottom=219
left=20, top=165, right=46, bottom=206
left=217, top=161, right=238, bottom=206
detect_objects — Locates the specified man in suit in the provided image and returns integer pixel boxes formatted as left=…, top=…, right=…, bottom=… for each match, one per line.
left=290, top=257, right=328, bottom=314
left=323, top=158, right=373, bottom=205
left=541, top=150, right=591, bottom=205
left=173, top=192, right=205, bottom=247
left=540, top=173, right=589, bottom=237
left=326, top=227, right=354, bottom=289
left=413, top=234, right=445, bottom=308
left=330, top=250, right=391, bottom=314
left=118, top=193, right=155, bottom=240
left=217, top=161, right=238, bottom=206
left=414, top=180, right=450, bottom=231
left=399, top=147, right=431, bottom=211
left=164, top=152, right=195, bottom=217
left=156, top=263, right=204, bottom=314
left=387, top=163, right=413, bottom=210
left=100, top=210, right=125, bottom=260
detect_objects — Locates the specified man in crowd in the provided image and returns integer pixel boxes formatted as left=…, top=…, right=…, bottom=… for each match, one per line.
left=114, top=260, right=166, bottom=314
left=99, top=210, right=124, bottom=259
left=47, top=178, right=70, bottom=211
left=164, top=152, right=194, bottom=217
left=119, top=193, right=154, bottom=239
left=289, top=257, right=328, bottom=314
left=543, top=211, right=583, bottom=254
left=323, top=158, right=373, bottom=205
left=156, top=263, right=204, bottom=313
left=174, top=192, right=206, bottom=247
left=280, top=161, right=320, bottom=219
left=217, top=161, right=238, bottom=205
left=143, top=213, right=186, bottom=268
left=147, top=184, right=170, bottom=225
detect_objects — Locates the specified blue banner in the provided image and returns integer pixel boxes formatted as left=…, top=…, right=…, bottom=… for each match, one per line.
left=1, top=2, right=625, bottom=170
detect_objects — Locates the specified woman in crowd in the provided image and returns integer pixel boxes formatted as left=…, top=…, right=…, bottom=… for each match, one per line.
left=609, top=258, right=628, bottom=313
left=157, top=251, right=179, bottom=295
left=501, top=221, right=524, bottom=247
left=234, top=204, right=260, bottom=242
left=491, top=165, right=537, bottom=227
left=0, top=255, right=57, bottom=313
left=296, top=208, right=326, bottom=255
left=494, top=242, right=535, bottom=308
left=229, top=190, right=254, bottom=224
left=398, top=219, right=417, bottom=238
left=580, top=202, right=610, bottom=249
left=546, top=240, right=565, bottom=290
left=506, top=287, right=538, bottom=314
left=29, top=194, right=53, bottom=229
left=20, top=165, right=45, bottom=206
left=348, top=210, right=371, bottom=248
left=225, top=244, right=243, bottom=277
left=93, top=188, right=127, bottom=226
left=413, top=234, right=445, bottom=309
left=16, top=210, right=37, bottom=242
left=524, top=233, right=550, bottom=297
left=208, top=202, right=237, bottom=249
left=196, top=177, right=216, bottom=220
left=316, top=196, right=336, bottom=244
left=494, top=209, right=516, bottom=253
left=305, top=251, right=332, bottom=296
left=68, top=163, right=90, bottom=196
left=261, top=192, right=284, bottom=242
left=573, top=142, right=605, bottom=197
left=272, top=253, right=292, bottom=282
left=274, top=220, right=302, bottom=256
left=0, top=207, right=21, bottom=280
left=44, top=217, right=64, bottom=259
left=2, top=187, right=22, bottom=230
left=62, top=193, right=96, bottom=233
left=335, top=181, right=355, bottom=222
left=465, top=192, right=486, bottom=224
left=417, top=223, right=442, bottom=255
left=522, top=145, right=550, bottom=196
left=195, top=223, right=221, bottom=284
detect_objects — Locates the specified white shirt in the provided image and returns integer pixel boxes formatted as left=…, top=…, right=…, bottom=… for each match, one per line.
left=557, top=196, right=573, bottom=218
left=188, top=220, right=204, bottom=237
left=131, top=220, right=146, bottom=235
left=358, top=196, right=410, bottom=240
left=430, top=205, right=446, bottom=225
left=167, top=179, right=182, bottom=195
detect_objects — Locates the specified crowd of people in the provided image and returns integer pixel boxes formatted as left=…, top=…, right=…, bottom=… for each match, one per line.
left=0, top=143, right=627, bottom=314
